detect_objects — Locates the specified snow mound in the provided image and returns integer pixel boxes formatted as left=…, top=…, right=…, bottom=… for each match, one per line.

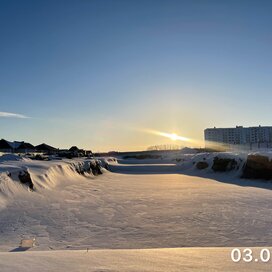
left=0, top=159, right=104, bottom=204
left=0, top=172, right=30, bottom=205
left=0, top=154, right=30, bottom=162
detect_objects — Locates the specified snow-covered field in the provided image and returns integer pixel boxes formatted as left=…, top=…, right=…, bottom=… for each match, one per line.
left=0, top=247, right=271, bottom=272
left=0, top=153, right=272, bottom=271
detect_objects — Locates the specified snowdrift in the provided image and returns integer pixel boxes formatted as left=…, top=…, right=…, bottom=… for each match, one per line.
left=108, top=150, right=272, bottom=181
left=0, top=155, right=103, bottom=207
left=0, top=154, right=31, bottom=162
left=187, top=152, right=272, bottom=180
left=176, top=152, right=246, bottom=173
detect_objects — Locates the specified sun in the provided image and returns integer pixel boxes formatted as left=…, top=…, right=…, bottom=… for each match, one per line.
left=170, top=133, right=178, bottom=141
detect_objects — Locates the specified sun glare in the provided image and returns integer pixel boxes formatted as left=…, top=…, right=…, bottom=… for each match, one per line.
left=144, top=129, right=191, bottom=142
left=170, top=133, right=178, bottom=141
left=142, top=128, right=201, bottom=144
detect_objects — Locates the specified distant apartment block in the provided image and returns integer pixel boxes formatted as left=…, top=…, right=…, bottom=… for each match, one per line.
left=204, top=126, right=272, bottom=150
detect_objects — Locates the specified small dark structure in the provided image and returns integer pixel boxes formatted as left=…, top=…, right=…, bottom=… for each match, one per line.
left=69, top=146, right=86, bottom=157
left=15, top=142, right=35, bottom=153
left=35, top=143, right=57, bottom=155
left=69, top=146, right=79, bottom=152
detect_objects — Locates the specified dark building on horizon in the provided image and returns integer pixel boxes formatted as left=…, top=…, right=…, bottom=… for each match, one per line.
left=0, top=139, right=35, bottom=153
left=35, top=143, right=57, bottom=155
left=0, top=139, right=13, bottom=153
left=0, top=139, right=92, bottom=157
left=16, top=142, right=35, bottom=153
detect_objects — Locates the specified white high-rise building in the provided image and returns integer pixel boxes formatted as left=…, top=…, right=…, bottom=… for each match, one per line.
left=204, top=126, right=272, bottom=150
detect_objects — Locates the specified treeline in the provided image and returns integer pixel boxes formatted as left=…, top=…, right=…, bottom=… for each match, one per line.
left=147, top=144, right=182, bottom=151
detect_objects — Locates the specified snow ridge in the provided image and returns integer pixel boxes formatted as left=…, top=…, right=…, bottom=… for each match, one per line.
left=0, top=157, right=103, bottom=208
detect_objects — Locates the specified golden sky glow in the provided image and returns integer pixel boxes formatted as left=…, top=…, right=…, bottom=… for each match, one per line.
left=145, top=129, right=191, bottom=142
left=157, top=131, right=191, bottom=142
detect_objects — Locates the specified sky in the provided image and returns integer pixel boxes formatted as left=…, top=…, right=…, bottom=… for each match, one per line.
left=1, top=0, right=272, bottom=151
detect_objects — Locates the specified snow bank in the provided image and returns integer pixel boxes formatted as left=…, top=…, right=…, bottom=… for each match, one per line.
left=156, top=151, right=247, bottom=178
left=109, top=151, right=272, bottom=180
left=190, top=151, right=272, bottom=180
left=160, top=150, right=272, bottom=180
left=0, top=158, right=103, bottom=206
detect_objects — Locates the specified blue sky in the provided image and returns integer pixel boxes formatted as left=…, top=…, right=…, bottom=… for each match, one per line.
left=1, top=0, right=272, bottom=151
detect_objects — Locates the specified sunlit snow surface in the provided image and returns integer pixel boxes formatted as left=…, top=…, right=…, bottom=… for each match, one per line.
left=0, top=156, right=272, bottom=271
left=0, top=248, right=271, bottom=272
